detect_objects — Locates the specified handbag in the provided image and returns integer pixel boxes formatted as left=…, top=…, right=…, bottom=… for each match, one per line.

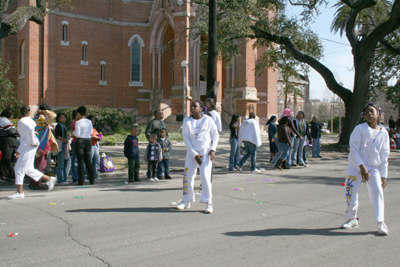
left=100, top=156, right=115, bottom=172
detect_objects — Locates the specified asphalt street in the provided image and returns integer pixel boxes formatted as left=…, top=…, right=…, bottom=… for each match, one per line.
left=1, top=134, right=400, bottom=267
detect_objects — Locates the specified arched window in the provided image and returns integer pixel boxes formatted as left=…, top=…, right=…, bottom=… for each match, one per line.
left=19, top=40, right=25, bottom=78
left=81, top=41, right=88, bottom=65
left=128, top=34, right=144, bottom=86
left=61, top=21, right=69, bottom=46
left=100, top=61, right=107, bottom=85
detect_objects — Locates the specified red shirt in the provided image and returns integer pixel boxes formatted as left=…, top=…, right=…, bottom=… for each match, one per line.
left=91, top=128, right=99, bottom=146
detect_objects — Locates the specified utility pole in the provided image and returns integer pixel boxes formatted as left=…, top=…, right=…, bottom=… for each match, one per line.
left=206, top=0, right=217, bottom=99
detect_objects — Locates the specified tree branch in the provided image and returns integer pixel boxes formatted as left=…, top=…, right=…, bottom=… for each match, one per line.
left=364, top=0, right=400, bottom=53
left=380, top=38, right=400, bottom=55
left=287, top=0, right=317, bottom=9
left=250, top=25, right=353, bottom=102
left=0, top=6, right=45, bottom=39
left=0, top=0, right=11, bottom=18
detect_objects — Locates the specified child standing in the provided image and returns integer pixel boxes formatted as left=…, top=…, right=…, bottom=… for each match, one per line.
left=341, top=103, right=390, bottom=235
left=157, top=128, right=172, bottom=179
left=145, top=134, right=162, bottom=182
left=124, top=125, right=141, bottom=183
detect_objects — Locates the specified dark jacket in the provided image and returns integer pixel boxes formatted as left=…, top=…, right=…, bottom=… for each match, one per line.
left=287, top=117, right=301, bottom=138
left=144, top=142, right=162, bottom=161
left=157, top=136, right=172, bottom=159
left=278, top=124, right=292, bottom=146
left=124, top=135, right=140, bottom=160
left=389, top=119, right=396, bottom=129
left=310, top=122, right=322, bottom=139
left=145, top=118, right=167, bottom=139
left=268, top=122, right=277, bottom=141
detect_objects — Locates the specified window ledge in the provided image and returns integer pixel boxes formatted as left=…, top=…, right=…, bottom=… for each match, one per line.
left=100, top=81, right=107, bottom=85
left=61, top=41, right=69, bottom=46
left=19, top=74, right=25, bottom=79
left=129, top=81, right=143, bottom=87
left=81, top=61, right=89, bottom=65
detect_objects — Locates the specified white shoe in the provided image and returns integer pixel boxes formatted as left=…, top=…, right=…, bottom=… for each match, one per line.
left=154, top=177, right=159, bottom=181
left=251, top=169, right=261, bottom=173
left=341, top=218, right=358, bottom=229
left=8, top=192, right=25, bottom=199
left=176, top=201, right=190, bottom=210
left=149, top=178, right=154, bottom=182
left=205, top=203, right=213, bottom=214
left=47, top=177, right=56, bottom=192
left=378, top=222, right=388, bottom=235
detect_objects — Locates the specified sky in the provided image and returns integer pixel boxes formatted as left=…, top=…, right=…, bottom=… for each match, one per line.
left=287, top=3, right=355, bottom=101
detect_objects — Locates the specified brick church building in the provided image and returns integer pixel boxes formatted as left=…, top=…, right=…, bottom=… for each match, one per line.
left=1, top=0, right=278, bottom=127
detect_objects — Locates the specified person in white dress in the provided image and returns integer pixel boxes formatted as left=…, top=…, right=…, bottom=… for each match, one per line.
left=8, top=106, right=56, bottom=199
left=204, top=98, right=222, bottom=131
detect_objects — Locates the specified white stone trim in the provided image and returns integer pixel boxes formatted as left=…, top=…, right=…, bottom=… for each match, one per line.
left=19, top=74, right=25, bottom=79
left=62, top=20, right=69, bottom=25
left=100, top=61, right=107, bottom=65
left=82, top=41, right=88, bottom=45
left=257, top=92, right=267, bottom=96
left=128, top=34, right=145, bottom=47
left=51, top=10, right=151, bottom=27
left=99, top=81, right=107, bottom=85
left=129, top=81, right=144, bottom=87
left=81, top=60, right=89, bottom=65
left=172, top=11, right=190, bottom=17
left=61, top=40, right=69, bottom=46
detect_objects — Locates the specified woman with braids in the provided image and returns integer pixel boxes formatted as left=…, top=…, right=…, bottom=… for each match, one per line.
left=266, top=116, right=278, bottom=162
left=177, top=100, right=219, bottom=213
left=341, top=103, right=390, bottom=236
left=8, top=106, right=56, bottom=199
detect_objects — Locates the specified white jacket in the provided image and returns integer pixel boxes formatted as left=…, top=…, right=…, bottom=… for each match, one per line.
left=17, top=117, right=39, bottom=152
left=348, top=122, right=390, bottom=178
left=239, top=118, right=262, bottom=147
left=182, top=115, right=219, bottom=158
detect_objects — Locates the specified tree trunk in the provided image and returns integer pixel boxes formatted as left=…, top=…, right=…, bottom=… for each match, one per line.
left=206, top=0, right=217, bottom=99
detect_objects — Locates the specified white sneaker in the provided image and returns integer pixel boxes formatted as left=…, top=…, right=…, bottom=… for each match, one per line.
left=235, top=165, right=242, bottom=173
left=176, top=201, right=191, bottom=210
left=47, top=177, right=56, bottom=192
left=154, top=177, right=159, bottom=181
left=251, top=169, right=261, bottom=173
left=378, top=222, right=388, bottom=235
left=205, top=203, right=213, bottom=214
left=8, top=191, right=25, bottom=199
left=149, top=178, right=155, bottom=182
left=341, top=218, right=358, bottom=229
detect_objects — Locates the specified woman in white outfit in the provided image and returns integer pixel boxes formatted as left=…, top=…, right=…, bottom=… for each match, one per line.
left=177, top=100, right=219, bottom=213
left=8, top=106, right=56, bottom=199
left=341, top=103, right=390, bottom=235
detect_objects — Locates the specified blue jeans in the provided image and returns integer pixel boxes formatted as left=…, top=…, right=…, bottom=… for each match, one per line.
left=238, top=141, right=257, bottom=171
left=279, top=143, right=291, bottom=160
left=157, top=159, right=170, bottom=177
left=71, top=142, right=79, bottom=182
left=292, top=137, right=306, bottom=165
left=286, top=135, right=295, bottom=166
left=91, top=144, right=100, bottom=179
left=271, top=138, right=283, bottom=164
left=312, top=137, right=321, bottom=157
left=229, top=137, right=240, bottom=170
left=57, top=143, right=71, bottom=183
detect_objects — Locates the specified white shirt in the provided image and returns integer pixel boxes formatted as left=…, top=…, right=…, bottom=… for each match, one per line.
left=73, top=118, right=93, bottom=139
left=17, top=117, right=39, bottom=152
left=209, top=110, right=222, bottom=131
left=182, top=115, right=219, bottom=158
left=348, top=122, right=390, bottom=178
left=238, top=118, right=262, bottom=147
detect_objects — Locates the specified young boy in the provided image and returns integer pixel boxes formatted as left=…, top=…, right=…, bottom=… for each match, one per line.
left=145, top=134, right=162, bottom=182
left=124, top=125, right=141, bottom=183
left=157, top=128, right=172, bottom=179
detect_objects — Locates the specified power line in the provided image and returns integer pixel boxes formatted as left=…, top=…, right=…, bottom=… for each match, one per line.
left=321, top=37, right=351, bottom=47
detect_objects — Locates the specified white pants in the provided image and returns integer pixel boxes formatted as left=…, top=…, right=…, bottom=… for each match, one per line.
left=182, top=149, right=212, bottom=204
left=344, top=167, right=384, bottom=222
left=15, top=147, right=43, bottom=185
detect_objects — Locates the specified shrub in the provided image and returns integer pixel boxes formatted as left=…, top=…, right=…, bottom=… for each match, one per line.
left=55, top=106, right=136, bottom=135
